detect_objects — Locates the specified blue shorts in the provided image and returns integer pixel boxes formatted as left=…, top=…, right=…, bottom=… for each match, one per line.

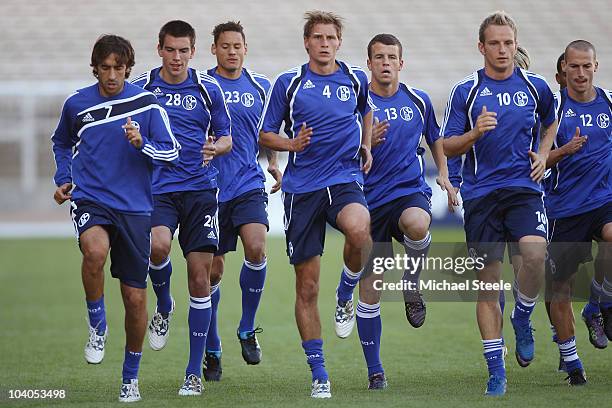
left=71, top=200, right=150, bottom=289
left=216, top=188, right=269, bottom=256
left=547, top=202, right=612, bottom=281
left=283, top=182, right=368, bottom=265
left=152, top=189, right=219, bottom=256
left=463, top=187, right=547, bottom=263
left=370, top=193, right=431, bottom=243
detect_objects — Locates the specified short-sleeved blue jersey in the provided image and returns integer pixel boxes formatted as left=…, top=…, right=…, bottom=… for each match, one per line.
left=208, top=67, right=270, bottom=202
left=259, top=61, right=371, bottom=194
left=51, top=82, right=180, bottom=213
left=131, top=68, right=231, bottom=194
left=365, top=83, right=440, bottom=210
left=546, top=87, right=612, bottom=219
left=441, top=68, right=556, bottom=201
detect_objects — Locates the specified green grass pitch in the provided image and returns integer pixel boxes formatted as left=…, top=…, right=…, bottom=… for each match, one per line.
left=1, top=229, right=610, bottom=407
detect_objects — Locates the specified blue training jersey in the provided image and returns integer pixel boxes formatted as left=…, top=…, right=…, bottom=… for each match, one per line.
left=208, top=67, right=270, bottom=202
left=259, top=61, right=371, bottom=194
left=51, top=82, right=180, bottom=213
left=545, top=87, right=612, bottom=219
left=131, top=68, right=231, bottom=194
left=448, top=116, right=543, bottom=190
left=365, top=83, right=440, bottom=210
left=441, top=68, right=556, bottom=201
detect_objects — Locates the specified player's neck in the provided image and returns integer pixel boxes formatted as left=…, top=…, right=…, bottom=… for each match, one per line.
left=369, top=80, right=399, bottom=98
left=567, top=85, right=597, bottom=103
left=215, top=66, right=242, bottom=80
left=159, top=68, right=189, bottom=85
left=484, top=65, right=514, bottom=81
left=308, top=60, right=338, bottom=76
left=98, top=82, right=124, bottom=98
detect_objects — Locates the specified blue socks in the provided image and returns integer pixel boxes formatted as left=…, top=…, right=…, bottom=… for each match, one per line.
left=206, top=283, right=222, bottom=353
left=587, top=278, right=602, bottom=310
left=558, top=336, right=583, bottom=373
left=86, top=296, right=106, bottom=334
left=122, top=349, right=142, bottom=383
left=336, top=265, right=362, bottom=303
left=499, top=290, right=506, bottom=315
left=302, top=339, right=328, bottom=382
left=186, top=296, right=212, bottom=377
left=238, top=258, right=267, bottom=333
left=482, top=339, right=506, bottom=378
left=356, top=301, right=383, bottom=377
left=149, top=257, right=173, bottom=314
left=600, top=278, right=612, bottom=307
left=402, top=232, right=431, bottom=287
left=512, top=290, right=537, bottom=322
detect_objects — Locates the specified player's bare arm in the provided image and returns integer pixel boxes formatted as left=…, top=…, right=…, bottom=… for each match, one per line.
left=530, top=119, right=558, bottom=182
left=259, top=122, right=312, bottom=152
left=262, top=146, right=282, bottom=193
left=371, top=116, right=390, bottom=147
left=122, top=116, right=143, bottom=148
left=546, top=127, right=587, bottom=168
left=53, top=183, right=73, bottom=205
left=443, top=106, right=497, bottom=157
left=431, top=138, right=459, bottom=208
left=202, top=134, right=232, bottom=165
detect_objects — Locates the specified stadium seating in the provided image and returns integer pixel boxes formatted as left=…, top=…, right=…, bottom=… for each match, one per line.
left=0, top=0, right=610, bottom=228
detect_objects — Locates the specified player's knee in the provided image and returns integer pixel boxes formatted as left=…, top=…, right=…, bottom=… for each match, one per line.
left=244, top=242, right=266, bottom=264
left=188, top=272, right=210, bottom=296
left=601, top=223, right=612, bottom=242
left=122, top=287, right=146, bottom=310
left=210, top=257, right=224, bottom=284
left=296, top=278, right=319, bottom=304
left=522, top=250, right=546, bottom=271
left=346, top=223, right=372, bottom=249
left=399, top=212, right=430, bottom=240
left=81, top=245, right=108, bottom=270
left=150, top=239, right=171, bottom=265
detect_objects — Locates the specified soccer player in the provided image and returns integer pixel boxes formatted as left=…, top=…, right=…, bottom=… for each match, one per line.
left=357, top=33, right=457, bottom=389
left=442, top=12, right=558, bottom=395
left=52, top=34, right=179, bottom=402
left=203, top=21, right=279, bottom=380
left=547, top=40, right=611, bottom=385
left=549, top=52, right=611, bottom=351
left=259, top=10, right=373, bottom=398
left=131, top=20, right=231, bottom=396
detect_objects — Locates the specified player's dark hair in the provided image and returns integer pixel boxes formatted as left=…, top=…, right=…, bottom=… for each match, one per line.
left=212, top=21, right=246, bottom=44
left=303, top=10, right=344, bottom=39
left=367, top=34, right=403, bottom=59
left=90, top=34, right=135, bottom=79
left=556, top=53, right=565, bottom=75
left=479, top=11, right=517, bottom=43
left=565, top=40, right=597, bottom=60
left=158, top=20, right=196, bottom=48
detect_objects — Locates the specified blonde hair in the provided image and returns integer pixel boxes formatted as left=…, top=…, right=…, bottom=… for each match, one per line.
left=514, top=45, right=530, bottom=69
left=479, top=11, right=517, bottom=43
left=303, top=10, right=344, bottom=39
